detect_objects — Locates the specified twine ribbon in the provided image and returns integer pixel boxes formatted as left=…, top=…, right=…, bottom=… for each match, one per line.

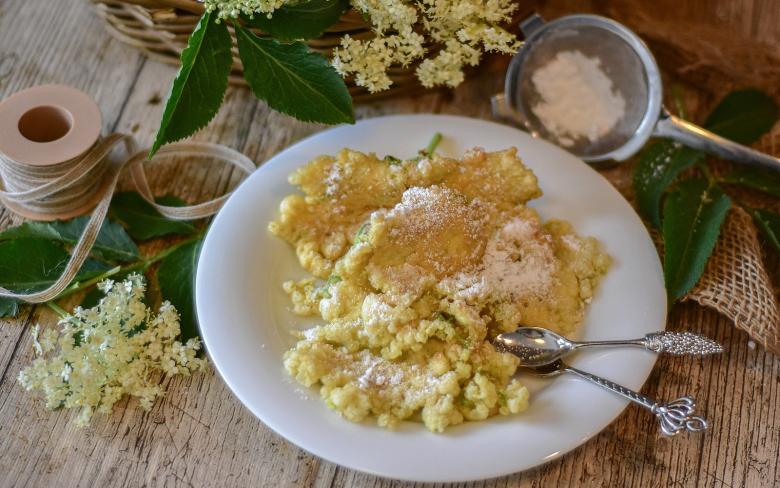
left=0, top=134, right=255, bottom=303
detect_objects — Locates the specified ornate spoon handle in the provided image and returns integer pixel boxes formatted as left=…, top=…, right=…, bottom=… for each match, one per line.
left=642, top=331, right=723, bottom=355
left=572, top=331, right=723, bottom=356
left=564, top=365, right=708, bottom=436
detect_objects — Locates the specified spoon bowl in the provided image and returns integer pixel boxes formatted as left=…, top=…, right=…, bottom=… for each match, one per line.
left=494, top=327, right=574, bottom=367
left=521, top=358, right=568, bottom=377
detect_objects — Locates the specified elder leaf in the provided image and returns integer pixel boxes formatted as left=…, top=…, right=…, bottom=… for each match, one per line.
left=663, top=179, right=731, bottom=302
left=634, top=88, right=778, bottom=228
left=150, top=11, right=233, bottom=156
left=703, top=89, right=778, bottom=144
left=155, top=194, right=188, bottom=207
left=235, top=24, right=354, bottom=124
left=0, top=217, right=139, bottom=262
left=748, top=207, right=780, bottom=252
left=157, top=239, right=202, bottom=343
left=244, top=0, right=349, bottom=41
left=634, top=142, right=703, bottom=228
left=110, top=192, right=197, bottom=241
left=0, top=297, right=19, bottom=318
left=0, top=238, right=111, bottom=295
left=722, top=167, right=780, bottom=197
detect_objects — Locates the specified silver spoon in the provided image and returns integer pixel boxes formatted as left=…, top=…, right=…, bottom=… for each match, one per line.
left=527, top=359, right=708, bottom=436
left=494, top=327, right=723, bottom=367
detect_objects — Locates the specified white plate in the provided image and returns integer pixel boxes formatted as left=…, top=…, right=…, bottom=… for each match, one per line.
left=196, top=115, right=665, bottom=482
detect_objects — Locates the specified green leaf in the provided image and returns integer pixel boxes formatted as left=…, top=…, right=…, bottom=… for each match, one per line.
left=110, top=192, right=197, bottom=241
left=634, top=88, right=778, bottom=227
left=157, top=239, right=202, bottom=342
left=0, top=217, right=139, bottom=262
left=0, top=238, right=110, bottom=294
left=633, top=142, right=703, bottom=228
left=155, top=194, right=188, bottom=207
left=0, top=297, right=19, bottom=318
left=663, top=179, right=731, bottom=302
left=748, top=207, right=780, bottom=252
left=703, top=89, right=779, bottom=145
left=244, top=0, right=348, bottom=41
left=151, top=11, right=233, bottom=156
left=722, top=167, right=780, bottom=197
left=235, top=24, right=354, bottom=124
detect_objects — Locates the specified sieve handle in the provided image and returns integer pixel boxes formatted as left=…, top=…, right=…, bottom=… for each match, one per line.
left=654, top=109, right=780, bottom=172
left=490, top=93, right=525, bottom=124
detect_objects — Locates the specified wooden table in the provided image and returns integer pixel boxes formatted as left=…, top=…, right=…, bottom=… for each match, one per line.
left=1, top=1, right=779, bottom=486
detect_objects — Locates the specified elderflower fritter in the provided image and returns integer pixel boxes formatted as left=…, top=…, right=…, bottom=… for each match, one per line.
left=17, top=274, right=206, bottom=427
left=272, top=148, right=611, bottom=431
left=204, top=0, right=520, bottom=92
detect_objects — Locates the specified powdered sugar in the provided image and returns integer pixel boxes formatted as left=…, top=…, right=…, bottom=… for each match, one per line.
left=416, top=158, right=433, bottom=177
left=302, top=327, right=319, bottom=340
left=482, top=216, right=557, bottom=299
left=371, top=262, right=431, bottom=297
left=531, top=50, right=626, bottom=147
left=387, top=186, right=473, bottom=242
left=561, top=234, right=582, bottom=251
left=349, top=350, right=452, bottom=404
left=324, top=163, right=344, bottom=197
left=445, top=215, right=557, bottom=301
left=369, top=186, right=490, bottom=286
left=350, top=351, right=405, bottom=390
left=361, top=293, right=395, bottom=326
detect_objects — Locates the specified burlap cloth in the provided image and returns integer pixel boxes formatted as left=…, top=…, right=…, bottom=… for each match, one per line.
left=600, top=130, right=780, bottom=355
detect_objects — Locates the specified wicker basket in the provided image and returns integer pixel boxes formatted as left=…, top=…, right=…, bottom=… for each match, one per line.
left=89, top=0, right=423, bottom=101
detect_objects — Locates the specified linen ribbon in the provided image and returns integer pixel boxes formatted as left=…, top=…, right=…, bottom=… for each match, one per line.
left=0, top=134, right=255, bottom=303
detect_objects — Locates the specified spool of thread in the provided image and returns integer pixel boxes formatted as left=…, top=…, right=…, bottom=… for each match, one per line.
left=0, top=84, right=106, bottom=220
left=0, top=84, right=255, bottom=304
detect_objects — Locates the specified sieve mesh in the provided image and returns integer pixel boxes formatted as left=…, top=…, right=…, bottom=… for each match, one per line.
left=516, top=25, right=649, bottom=158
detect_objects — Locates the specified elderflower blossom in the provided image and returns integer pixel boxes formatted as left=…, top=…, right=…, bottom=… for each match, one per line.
left=205, top=0, right=287, bottom=19
left=17, top=274, right=206, bottom=427
left=204, top=0, right=520, bottom=92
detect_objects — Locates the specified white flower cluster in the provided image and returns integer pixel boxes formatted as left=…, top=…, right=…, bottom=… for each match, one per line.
left=17, top=274, right=206, bottom=427
left=205, top=0, right=288, bottom=18
left=204, top=0, right=520, bottom=92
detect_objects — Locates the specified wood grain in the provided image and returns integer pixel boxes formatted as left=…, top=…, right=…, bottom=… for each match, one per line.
left=1, top=1, right=779, bottom=487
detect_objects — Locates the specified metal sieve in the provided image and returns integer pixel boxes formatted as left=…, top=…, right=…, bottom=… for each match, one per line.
left=493, top=14, right=780, bottom=170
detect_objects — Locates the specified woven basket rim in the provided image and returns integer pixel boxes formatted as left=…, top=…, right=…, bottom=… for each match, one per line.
left=117, top=0, right=205, bottom=15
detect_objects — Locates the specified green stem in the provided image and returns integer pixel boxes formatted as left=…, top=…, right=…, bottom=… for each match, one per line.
left=425, top=132, right=443, bottom=155
left=143, top=233, right=203, bottom=268
left=55, top=265, right=123, bottom=300
left=54, top=233, right=204, bottom=301
left=46, top=301, right=70, bottom=319
left=698, top=162, right=716, bottom=184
